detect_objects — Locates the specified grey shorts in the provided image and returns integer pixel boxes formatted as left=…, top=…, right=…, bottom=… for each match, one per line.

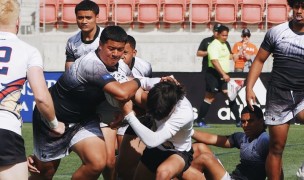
left=33, top=108, right=103, bottom=162
left=264, top=85, right=304, bottom=125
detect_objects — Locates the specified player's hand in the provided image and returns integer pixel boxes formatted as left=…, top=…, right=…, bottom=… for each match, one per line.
left=246, top=88, right=256, bottom=111
left=160, top=75, right=180, bottom=85
left=50, top=121, right=65, bottom=136
left=222, top=74, right=230, bottom=82
left=27, top=155, right=40, bottom=174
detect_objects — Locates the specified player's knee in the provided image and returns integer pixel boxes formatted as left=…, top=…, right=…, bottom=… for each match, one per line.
left=87, top=160, right=106, bottom=174
left=156, top=169, right=172, bottom=180
left=106, top=155, right=116, bottom=169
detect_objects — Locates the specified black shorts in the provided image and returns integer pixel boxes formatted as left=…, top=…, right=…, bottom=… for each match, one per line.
left=205, top=67, right=227, bottom=93
left=0, top=129, right=26, bottom=166
left=125, top=115, right=154, bottom=135
left=141, top=147, right=193, bottom=175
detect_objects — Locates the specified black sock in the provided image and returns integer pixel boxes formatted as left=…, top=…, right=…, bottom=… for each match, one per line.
left=229, top=100, right=240, bottom=124
left=197, top=101, right=210, bottom=123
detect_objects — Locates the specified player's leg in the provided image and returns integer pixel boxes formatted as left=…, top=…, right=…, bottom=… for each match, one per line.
left=133, top=161, right=155, bottom=180
left=0, top=162, right=28, bottom=180
left=116, top=132, right=146, bottom=179
left=28, top=156, right=61, bottom=180
left=70, top=121, right=106, bottom=180
left=181, top=166, right=206, bottom=180
left=266, top=123, right=289, bottom=180
left=100, top=126, right=117, bottom=180
left=156, top=154, right=185, bottom=180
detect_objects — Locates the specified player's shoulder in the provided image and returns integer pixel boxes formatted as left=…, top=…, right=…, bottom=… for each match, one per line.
left=67, top=31, right=82, bottom=43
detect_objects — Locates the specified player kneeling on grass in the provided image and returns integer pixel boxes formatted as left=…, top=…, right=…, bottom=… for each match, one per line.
left=122, top=81, right=204, bottom=180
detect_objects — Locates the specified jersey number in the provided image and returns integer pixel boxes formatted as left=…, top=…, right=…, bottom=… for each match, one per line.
left=0, top=46, right=12, bottom=75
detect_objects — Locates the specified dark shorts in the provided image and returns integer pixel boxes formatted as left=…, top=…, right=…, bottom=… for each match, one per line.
left=205, top=67, right=227, bottom=93
left=125, top=115, right=154, bottom=135
left=141, top=147, right=193, bottom=175
left=0, top=129, right=26, bottom=166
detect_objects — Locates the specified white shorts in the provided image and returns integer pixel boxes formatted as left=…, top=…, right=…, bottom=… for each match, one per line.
left=33, top=119, right=103, bottom=162
left=117, top=124, right=129, bottom=136
left=264, top=85, right=304, bottom=125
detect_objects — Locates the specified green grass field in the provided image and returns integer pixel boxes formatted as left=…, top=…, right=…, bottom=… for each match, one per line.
left=22, top=123, right=304, bottom=180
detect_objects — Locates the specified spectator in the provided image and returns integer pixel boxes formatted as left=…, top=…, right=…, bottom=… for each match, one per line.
left=192, top=105, right=269, bottom=180
left=232, top=28, right=258, bottom=72
left=195, top=25, right=241, bottom=128
left=246, top=0, right=304, bottom=179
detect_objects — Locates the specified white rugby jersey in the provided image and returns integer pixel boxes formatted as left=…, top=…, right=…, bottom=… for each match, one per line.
left=0, top=31, right=43, bottom=134
left=131, top=57, right=152, bottom=78
left=65, top=26, right=103, bottom=62
left=125, top=97, right=194, bottom=152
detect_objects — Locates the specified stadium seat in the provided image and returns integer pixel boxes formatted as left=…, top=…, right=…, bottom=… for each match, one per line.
left=240, top=0, right=264, bottom=28
left=162, top=0, right=186, bottom=28
left=137, top=0, right=160, bottom=28
left=112, top=0, right=135, bottom=25
left=61, top=0, right=82, bottom=23
left=39, top=0, right=59, bottom=24
left=267, top=0, right=289, bottom=24
left=91, top=0, right=110, bottom=24
left=214, top=0, right=238, bottom=24
left=189, top=0, right=212, bottom=24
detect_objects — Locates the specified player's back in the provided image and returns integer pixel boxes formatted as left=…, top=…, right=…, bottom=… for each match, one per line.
left=0, top=31, right=43, bottom=117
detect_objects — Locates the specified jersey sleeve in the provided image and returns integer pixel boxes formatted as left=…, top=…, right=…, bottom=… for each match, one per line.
left=65, top=40, right=76, bottom=62
left=207, top=42, right=219, bottom=61
left=228, top=132, right=244, bottom=149
left=27, top=47, right=43, bottom=70
left=260, top=29, right=275, bottom=53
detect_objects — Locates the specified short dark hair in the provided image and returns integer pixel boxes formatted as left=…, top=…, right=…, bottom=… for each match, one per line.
left=287, top=0, right=304, bottom=8
left=99, top=26, right=128, bottom=44
left=147, top=81, right=186, bottom=120
left=217, top=25, right=229, bottom=34
left=241, top=105, right=264, bottom=119
left=75, top=0, right=99, bottom=15
left=126, top=35, right=136, bottom=49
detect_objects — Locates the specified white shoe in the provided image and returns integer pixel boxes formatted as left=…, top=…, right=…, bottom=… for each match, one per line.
left=296, top=162, right=304, bottom=179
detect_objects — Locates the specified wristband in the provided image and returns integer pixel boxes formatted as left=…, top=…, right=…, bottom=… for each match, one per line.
left=133, top=78, right=141, bottom=88
left=48, top=117, right=58, bottom=129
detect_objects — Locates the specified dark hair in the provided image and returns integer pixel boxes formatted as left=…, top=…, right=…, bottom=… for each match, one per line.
left=75, top=0, right=99, bottom=15
left=217, top=25, right=229, bottom=34
left=147, top=81, right=186, bottom=120
left=241, top=105, right=264, bottom=119
left=99, top=26, right=128, bottom=44
left=287, top=0, right=304, bottom=8
left=126, top=35, right=136, bottom=49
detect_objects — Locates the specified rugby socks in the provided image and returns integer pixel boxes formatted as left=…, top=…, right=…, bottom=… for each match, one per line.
left=229, top=100, right=241, bottom=124
left=196, top=100, right=211, bottom=123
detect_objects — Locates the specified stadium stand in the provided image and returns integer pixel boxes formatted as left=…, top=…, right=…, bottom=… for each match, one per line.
left=266, top=0, right=290, bottom=25
left=91, top=0, right=110, bottom=24
left=22, top=0, right=279, bottom=72
left=214, top=0, right=238, bottom=25
left=137, top=0, right=161, bottom=29
left=61, top=0, right=82, bottom=23
left=39, top=0, right=59, bottom=24
left=240, top=0, right=264, bottom=29
left=111, top=0, right=135, bottom=27
left=162, top=0, right=186, bottom=28
left=188, top=0, right=212, bottom=29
